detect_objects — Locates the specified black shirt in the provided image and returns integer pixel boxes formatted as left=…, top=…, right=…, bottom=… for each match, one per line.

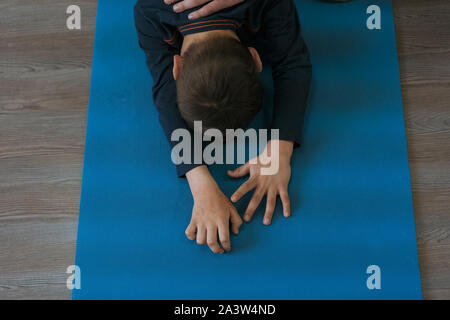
left=134, top=0, right=312, bottom=177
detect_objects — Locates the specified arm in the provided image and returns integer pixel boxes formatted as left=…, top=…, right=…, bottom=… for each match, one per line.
left=228, top=0, right=311, bottom=224
left=135, top=5, right=243, bottom=252
left=134, top=4, right=201, bottom=177
left=263, top=0, right=312, bottom=147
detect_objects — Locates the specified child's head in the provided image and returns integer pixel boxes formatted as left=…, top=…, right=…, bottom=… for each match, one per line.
left=174, top=36, right=263, bottom=133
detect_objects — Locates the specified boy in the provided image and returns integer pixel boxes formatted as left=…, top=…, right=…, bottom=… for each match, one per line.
left=134, top=0, right=311, bottom=254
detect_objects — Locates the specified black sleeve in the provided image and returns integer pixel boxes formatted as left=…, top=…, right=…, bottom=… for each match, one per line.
left=134, top=4, right=203, bottom=177
left=261, top=0, right=312, bottom=146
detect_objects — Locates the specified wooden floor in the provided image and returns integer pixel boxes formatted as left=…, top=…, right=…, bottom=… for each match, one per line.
left=0, top=0, right=449, bottom=299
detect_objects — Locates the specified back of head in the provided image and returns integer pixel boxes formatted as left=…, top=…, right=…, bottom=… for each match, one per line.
left=177, top=36, right=264, bottom=133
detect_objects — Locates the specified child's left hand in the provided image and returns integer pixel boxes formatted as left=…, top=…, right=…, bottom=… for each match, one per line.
left=227, top=140, right=294, bottom=225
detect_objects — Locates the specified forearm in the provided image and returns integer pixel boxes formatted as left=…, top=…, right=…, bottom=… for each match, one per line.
left=267, top=139, right=294, bottom=165
left=154, top=96, right=205, bottom=177
left=186, top=165, right=217, bottom=197
left=262, top=0, right=312, bottom=146
left=271, top=66, right=312, bottom=147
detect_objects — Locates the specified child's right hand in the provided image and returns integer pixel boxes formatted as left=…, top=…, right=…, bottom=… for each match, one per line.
left=186, top=165, right=243, bottom=253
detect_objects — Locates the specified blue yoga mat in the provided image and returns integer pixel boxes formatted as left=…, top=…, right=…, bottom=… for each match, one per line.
left=74, top=0, right=421, bottom=299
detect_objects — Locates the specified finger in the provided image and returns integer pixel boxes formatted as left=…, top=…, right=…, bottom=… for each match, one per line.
left=227, top=162, right=250, bottom=179
left=279, top=188, right=291, bottom=218
left=172, top=0, right=208, bottom=13
left=164, top=0, right=181, bottom=5
left=185, top=222, right=196, bottom=240
left=207, top=226, right=224, bottom=254
left=230, top=179, right=255, bottom=203
left=218, top=222, right=231, bottom=252
left=196, top=226, right=206, bottom=245
left=188, top=0, right=243, bottom=19
left=263, top=190, right=277, bottom=225
left=244, top=190, right=264, bottom=222
left=230, top=208, right=243, bottom=235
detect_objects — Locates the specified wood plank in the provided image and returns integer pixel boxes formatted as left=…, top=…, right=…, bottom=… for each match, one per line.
left=0, top=219, right=77, bottom=300
left=393, top=0, right=450, bottom=299
left=0, top=0, right=96, bottom=300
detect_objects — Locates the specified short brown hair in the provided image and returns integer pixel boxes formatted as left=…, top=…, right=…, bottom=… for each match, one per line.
left=177, top=36, right=263, bottom=133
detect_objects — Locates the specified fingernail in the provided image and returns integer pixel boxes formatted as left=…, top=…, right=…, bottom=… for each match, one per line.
left=188, top=13, right=195, bottom=20
left=231, top=196, right=236, bottom=202
left=173, top=4, right=180, bottom=12
left=284, top=212, right=290, bottom=217
left=164, top=0, right=171, bottom=4
left=263, top=218, right=270, bottom=225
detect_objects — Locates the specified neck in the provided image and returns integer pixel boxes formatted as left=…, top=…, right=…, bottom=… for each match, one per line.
left=181, top=30, right=239, bottom=55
